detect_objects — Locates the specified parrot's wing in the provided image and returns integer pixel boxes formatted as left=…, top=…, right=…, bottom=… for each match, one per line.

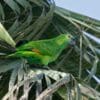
left=17, top=39, right=51, bottom=50
left=17, top=39, right=55, bottom=56
left=8, top=50, right=52, bottom=65
left=8, top=50, right=42, bottom=58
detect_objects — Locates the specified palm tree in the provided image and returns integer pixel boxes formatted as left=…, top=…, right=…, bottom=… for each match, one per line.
left=0, top=0, right=100, bottom=100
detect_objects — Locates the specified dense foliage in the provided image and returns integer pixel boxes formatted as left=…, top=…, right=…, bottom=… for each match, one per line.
left=0, top=0, right=100, bottom=100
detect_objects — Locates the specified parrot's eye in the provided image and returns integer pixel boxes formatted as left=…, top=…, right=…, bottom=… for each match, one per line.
left=68, top=35, right=70, bottom=38
left=68, top=35, right=71, bottom=38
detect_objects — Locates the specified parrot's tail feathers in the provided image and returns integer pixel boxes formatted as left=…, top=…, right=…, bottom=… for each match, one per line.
left=6, top=53, right=16, bottom=58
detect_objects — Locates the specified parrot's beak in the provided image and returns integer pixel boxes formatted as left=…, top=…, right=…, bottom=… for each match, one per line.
left=70, top=37, right=76, bottom=46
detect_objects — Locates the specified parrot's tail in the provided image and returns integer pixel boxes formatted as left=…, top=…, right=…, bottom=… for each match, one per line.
left=0, top=47, right=16, bottom=59
left=6, top=53, right=15, bottom=58
left=6, top=51, right=20, bottom=59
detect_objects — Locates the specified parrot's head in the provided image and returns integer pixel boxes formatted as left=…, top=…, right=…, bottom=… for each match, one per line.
left=56, top=34, right=76, bottom=47
left=65, top=34, right=76, bottom=46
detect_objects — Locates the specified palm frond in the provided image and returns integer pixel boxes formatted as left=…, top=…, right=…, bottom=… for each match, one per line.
left=0, top=23, right=15, bottom=47
left=0, top=0, right=100, bottom=100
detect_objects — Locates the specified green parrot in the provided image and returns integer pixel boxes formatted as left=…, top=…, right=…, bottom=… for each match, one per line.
left=7, top=34, right=74, bottom=65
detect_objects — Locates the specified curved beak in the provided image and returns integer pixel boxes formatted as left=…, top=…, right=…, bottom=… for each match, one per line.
left=70, top=37, right=77, bottom=46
